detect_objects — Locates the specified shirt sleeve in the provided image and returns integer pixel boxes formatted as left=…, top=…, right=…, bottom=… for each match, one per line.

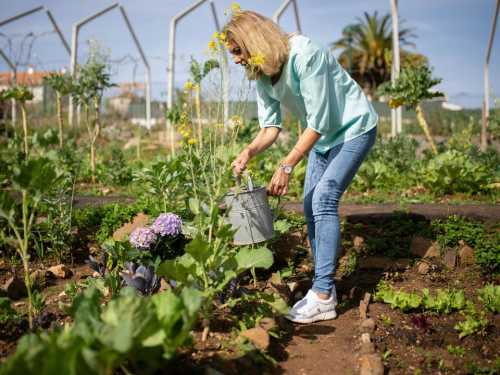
left=256, top=80, right=282, bottom=129
left=295, top=47, right=332, bottom=135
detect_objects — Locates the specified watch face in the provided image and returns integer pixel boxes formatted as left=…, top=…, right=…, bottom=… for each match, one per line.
left=283, top=165, right=293, bottom=174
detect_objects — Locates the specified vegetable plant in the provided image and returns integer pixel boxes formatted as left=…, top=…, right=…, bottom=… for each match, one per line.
left=0, top=157, right=58, bottom=328
left=478, top=284, right=500, bottom=313
left=378, top=64, right=443, bottom=154
left=157, top=202, right=274, bottom=341
left=454, top=302, right=489, bottom=339
left=0, top=286, right=203, bottom=375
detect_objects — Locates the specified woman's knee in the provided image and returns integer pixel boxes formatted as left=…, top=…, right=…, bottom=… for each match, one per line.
left=311, top=181, right=342, bottom=216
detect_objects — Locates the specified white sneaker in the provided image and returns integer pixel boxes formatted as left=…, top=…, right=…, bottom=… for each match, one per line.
left=286, top=289, right=337, bottom=324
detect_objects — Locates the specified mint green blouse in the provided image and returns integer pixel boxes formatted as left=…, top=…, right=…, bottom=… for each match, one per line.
left=256, top=35, right=378, bottom=154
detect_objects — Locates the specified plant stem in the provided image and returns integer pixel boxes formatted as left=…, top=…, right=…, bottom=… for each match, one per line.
left=21, top=190, right=33, bottom=329
left=21, top=102, right=28, bottom=159
left=56, top=92, right=64, bottom=148
left=415, top=103, right=438, bottom=155
left=195, top=85, right=203, bottom=147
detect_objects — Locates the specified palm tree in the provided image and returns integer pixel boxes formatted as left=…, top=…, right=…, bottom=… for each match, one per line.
left=331, top=11, right=423, bottom=96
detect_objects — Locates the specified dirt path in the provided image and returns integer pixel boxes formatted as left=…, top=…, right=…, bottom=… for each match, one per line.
left=284, top=202, right=500, bottom=222
left=73, top=196, right=499, bottom=223
left=275, top=308, right=359, bottom=375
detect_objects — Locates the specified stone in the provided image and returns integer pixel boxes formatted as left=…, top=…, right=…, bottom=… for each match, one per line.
left=410, top=236, right=433, bottom=257
left=353, top=236, right=366, bottom=251
left=48, top=264, right=73, bottom=279
left=112, top=213, right=150, bottom=241
left=360, top=340, right=376, bottom=355
left=424, top=243, right=441, bottom=259
left=360, top=333, right=371, bottom=344
left=416, top=261, right=431, bottom=275
left=4, top=276, right=27, bottom=300
left=443, top=250, right=457, bottom=269
left=359, top=301, right=368, bottom=320
left=359, top=257, right=411, bottom=270
left=458, top=245, right=475, bottom=267
left=360, top=318, right=376, bottom=334
left=258, top=317, right=277, bottom=332
left=240, top=327, right=270, bottom=351
left=359, top=354, right=384, bottom=375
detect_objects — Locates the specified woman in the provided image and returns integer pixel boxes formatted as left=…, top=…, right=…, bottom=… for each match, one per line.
left=226, top=11, right=378, bottom=324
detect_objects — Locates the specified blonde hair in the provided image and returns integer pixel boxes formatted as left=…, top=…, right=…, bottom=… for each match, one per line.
left=224, top=10, right=290, bottom=78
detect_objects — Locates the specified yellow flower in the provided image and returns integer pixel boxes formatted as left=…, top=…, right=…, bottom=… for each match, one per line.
left=224, top=2, right=241, bottom=16
left=184, top=80, right=194, bottom=91
left=230, top=115, right=243, bottom=127
left=188, top=138, right=197, bottom=145
left=219, top=32, right=227, bottom=42
left=231, top=2, right=241, bottom=13
left=213, top=31, right=219, bottom=40
left=248, top=53, right=265, bottom=67
left=207, top=39, right=217, bottom=52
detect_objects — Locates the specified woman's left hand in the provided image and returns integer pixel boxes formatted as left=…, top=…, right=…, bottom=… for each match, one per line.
left=267, top=168, right=290, bottom=196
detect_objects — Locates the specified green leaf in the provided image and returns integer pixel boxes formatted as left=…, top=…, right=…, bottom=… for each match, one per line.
left=185, top=235, right=210, bottom=263
left=235, top=246, right=274, bottom=273
left=12, top=158, right=57, bottom=194
left=181, top=287, right=203, bottom=316
left=274, top=219, right=293, bottom=235
left=157, top=254, right=195, bottom=283
left=188, top=197, right=200, bottom=215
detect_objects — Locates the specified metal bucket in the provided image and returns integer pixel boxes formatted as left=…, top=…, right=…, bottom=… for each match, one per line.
left=222, top=174, right=274, bottom=245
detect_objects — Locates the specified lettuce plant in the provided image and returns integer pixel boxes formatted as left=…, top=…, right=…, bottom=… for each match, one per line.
left=478, top=284, right=500, bottom=313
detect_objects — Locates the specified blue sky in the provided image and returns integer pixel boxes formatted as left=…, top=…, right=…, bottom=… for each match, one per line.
left=0, top=0, right=498, bottom=108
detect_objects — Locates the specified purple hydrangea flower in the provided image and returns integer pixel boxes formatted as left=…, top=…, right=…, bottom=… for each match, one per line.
left=151, top=213, right=182, bottom=237
left=129, top=227, right=157, bottom=250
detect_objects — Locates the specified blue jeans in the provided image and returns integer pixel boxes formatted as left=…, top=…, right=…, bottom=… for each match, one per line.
left=304, top=126, right=377, bottom=295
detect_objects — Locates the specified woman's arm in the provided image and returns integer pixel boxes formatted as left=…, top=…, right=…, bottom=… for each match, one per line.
left=282, top=128, right=321, bottom=167
left=232, top=126, right=281, bottom=175
left=268, top=128, right=321, bottom=196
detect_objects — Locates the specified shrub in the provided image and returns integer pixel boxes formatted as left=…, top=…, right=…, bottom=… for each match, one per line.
left=419, top=150, right=492, bottom=195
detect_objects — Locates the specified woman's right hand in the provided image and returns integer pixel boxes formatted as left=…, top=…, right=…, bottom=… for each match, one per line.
left=231, top=148, right=251, bottom=176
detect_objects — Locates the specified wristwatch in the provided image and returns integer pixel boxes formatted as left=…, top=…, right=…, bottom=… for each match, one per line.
left=279, top=163, right=293, bottom=175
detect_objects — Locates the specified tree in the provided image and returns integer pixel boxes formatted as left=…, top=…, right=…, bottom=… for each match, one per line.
left=378, top=64, right=443, bottom=155
left=43, top=73, right=74, bottom=148
left=331, top=11, right=424, bottom=96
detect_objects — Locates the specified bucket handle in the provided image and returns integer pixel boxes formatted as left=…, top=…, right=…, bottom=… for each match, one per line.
left=234, top=170, right=254, bottom=192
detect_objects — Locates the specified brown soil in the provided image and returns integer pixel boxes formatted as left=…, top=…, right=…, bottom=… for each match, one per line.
left=1, top=205, right=499, bottom=374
